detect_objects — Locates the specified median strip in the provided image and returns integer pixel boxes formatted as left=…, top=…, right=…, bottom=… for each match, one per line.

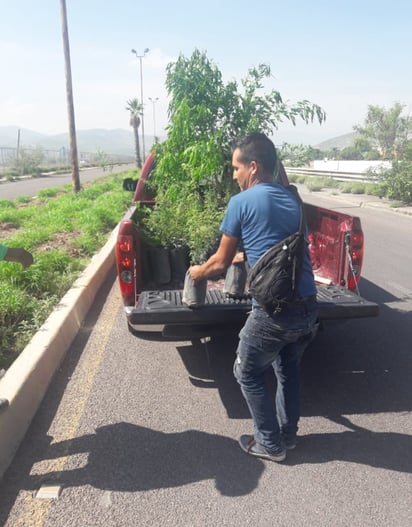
left=0, top=225, right=119, bottom=480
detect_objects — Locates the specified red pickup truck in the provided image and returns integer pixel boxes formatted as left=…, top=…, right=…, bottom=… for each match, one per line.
left=115, top=153, right=379, bottom=340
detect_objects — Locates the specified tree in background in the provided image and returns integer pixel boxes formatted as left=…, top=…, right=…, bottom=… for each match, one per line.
left=354, top=103, right=412, bottom=204
left=338, top=138, right=380, bottom=160
left=279, top=144, right=323, bottom=167
left=13, top=146, right=44, bottom=176
left=354, top=102, right=412, bottom=159
left=147, top=49, right=326, bottom=261
left=126, top=98, right=143, bottom=168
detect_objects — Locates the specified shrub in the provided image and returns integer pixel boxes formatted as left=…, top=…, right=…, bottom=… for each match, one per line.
left=379, top=161, right=412, bottom=204
left=322, top=177, right=340, bottom=189
left=349, top=183, right=366, bottom=194
left=305, top=177, right=326, bottom=192
left=364, top=183, right=386, bottom=198
left=339, top=183, right=353, bottom=193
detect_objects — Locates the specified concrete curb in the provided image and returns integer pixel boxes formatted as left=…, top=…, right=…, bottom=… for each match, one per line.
left=0, top=225, right=119, bottom=479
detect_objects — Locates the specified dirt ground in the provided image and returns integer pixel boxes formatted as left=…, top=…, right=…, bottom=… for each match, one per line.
left=0, top=222, right=81, bottom=257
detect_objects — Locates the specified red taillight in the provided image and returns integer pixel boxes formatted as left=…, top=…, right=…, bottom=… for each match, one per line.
left=116, top=224, right=135, bottom=304
left=347, top=220, right=364, bottom=290
left=121, top=256, right=133, bottom=268
left=118, top=238, right=132, bottom=252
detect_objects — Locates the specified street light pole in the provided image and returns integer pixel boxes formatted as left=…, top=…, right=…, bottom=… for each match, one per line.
left=131, top=47, right=149, bottom=161
left=149, top=97, right=159, bottom=143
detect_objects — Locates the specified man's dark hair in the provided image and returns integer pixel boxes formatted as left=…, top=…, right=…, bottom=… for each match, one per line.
left=232, top=132, right=278, bottom=175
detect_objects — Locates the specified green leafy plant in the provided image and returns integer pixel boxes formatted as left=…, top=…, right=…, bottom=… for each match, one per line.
left=149, top=49, right=326, bottom=263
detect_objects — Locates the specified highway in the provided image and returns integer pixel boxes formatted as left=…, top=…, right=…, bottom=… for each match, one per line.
left=0, top=190, right=411, bottom=526
left=0, top=164, right=135, bottom=200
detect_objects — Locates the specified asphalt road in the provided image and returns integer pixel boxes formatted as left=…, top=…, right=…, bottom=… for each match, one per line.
left=1, top=191, right=411, bottom=526
left=0, top=164, right=135, bottom=200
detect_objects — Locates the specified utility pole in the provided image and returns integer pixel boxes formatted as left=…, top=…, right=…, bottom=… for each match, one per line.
left=60, top=0, right=80, bottom=192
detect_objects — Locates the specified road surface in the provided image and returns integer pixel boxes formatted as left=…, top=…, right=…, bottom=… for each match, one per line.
left=0, top=191, right=411, bottom=526
left=0, top=164, right=135, bottom=200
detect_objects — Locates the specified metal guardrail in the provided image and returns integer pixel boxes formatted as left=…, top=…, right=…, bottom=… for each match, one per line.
left=285, top=167, right=378, bottom=183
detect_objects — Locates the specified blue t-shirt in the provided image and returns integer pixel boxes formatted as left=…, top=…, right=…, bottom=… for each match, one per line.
left=220, top=183, right=317, bottom=298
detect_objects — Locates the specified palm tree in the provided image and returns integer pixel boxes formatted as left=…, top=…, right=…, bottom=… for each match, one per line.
left=126, top=98, right=143, bottom=168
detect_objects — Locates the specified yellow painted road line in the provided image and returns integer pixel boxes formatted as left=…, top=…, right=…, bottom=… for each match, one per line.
left=13, top=283, right=121, bottom=527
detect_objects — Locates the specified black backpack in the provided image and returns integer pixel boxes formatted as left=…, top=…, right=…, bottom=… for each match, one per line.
left=247, top=185, right=306, bottom=313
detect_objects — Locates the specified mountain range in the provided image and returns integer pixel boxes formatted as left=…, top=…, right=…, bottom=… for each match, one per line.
left=0, top=126, right=357, bottom=156
left=0, top=126, right=160, bottom=158
left=315, top=132, right=358, bottom=150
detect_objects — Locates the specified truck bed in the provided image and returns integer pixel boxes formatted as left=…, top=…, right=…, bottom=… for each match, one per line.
left=125, top=285, right=379, bottom=340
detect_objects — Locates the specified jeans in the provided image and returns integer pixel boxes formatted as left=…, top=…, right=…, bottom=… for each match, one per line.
left=233, top=301, right=319, bottom=454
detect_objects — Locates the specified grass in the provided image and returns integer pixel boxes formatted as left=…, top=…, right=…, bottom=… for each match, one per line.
left=0, top=168, right=139, bottom=370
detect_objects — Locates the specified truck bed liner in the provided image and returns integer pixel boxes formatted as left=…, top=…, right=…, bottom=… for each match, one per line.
left=126, top=285, right=379, bottom=329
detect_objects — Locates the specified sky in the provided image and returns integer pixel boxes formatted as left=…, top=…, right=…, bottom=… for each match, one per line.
left=1, top=0, right=412, bottom=147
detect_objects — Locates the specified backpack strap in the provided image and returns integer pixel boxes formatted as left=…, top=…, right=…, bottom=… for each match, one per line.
left=286, top=184, right=305, bottom=234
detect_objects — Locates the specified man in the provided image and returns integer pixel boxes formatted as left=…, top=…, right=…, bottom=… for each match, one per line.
left=0, top=243, right=33, bottom=268
left=189, top=132, right=319, bottom=462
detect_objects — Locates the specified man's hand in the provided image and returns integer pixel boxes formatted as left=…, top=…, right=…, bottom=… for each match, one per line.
left=188, top=234, right=239, bottom=283
left=232, top=252, right=245, bottom=264
left=189, top=264, right=204, bottom=284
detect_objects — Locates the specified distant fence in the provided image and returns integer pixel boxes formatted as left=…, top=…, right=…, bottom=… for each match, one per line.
left=312, top=159, right=391, bottom=173
left=285, top=167, right=382, bottom=183
left=0, top=146, right=134, bottom=174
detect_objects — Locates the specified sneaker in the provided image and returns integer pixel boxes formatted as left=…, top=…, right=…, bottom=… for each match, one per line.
left=238, top=435, right=286, bottom=462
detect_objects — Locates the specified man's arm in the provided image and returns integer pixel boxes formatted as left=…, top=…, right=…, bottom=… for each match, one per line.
left=189, top=233, right=239, bottom=283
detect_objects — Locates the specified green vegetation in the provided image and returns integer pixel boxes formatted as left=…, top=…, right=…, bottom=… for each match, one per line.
left=378, top=160, right=412, bottom=204
left=146, top=49, right=326, bottom=263
left=303, top=176, right=340, bottom=192
left=354, top=102, right=412, bottom=160
left=287, top=174, right=390, bottom=199
left=0, top=169, right=137, bottom=369
left=283, top=103, right=412, bottom=204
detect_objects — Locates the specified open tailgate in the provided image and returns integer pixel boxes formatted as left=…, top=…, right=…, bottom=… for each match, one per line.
left=125, top=285, right=378, bottom=338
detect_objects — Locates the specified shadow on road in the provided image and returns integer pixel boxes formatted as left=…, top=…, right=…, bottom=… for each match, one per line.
left=285, top=415, right=412, bottom=471
left=176, top=278, right=412, bottom=420
left=302, top=278, right=412, bottom=417
left=0, top=277, right=411, bottom=522
left=176, top=277, right=412, bottom=473
left=14, top=423, right=264, bottom=498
